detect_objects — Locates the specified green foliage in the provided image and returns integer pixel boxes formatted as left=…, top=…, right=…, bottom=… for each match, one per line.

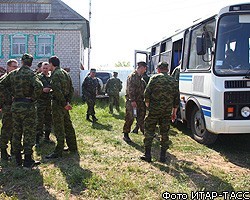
left=115, top=61, right=131, bottom=67
left=0, top=97, right=249, bottom=199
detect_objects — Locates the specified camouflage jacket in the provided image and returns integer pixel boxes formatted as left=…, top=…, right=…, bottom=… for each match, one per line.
left=82, top=76, right=100, bottom=99
left=51, top=67, right=74, bottom=107
left=125, top=70, right=146, bottom=102
left=38, top=73, right=52, bottom=100
left=0, top=65, right=43, bottom=112
left=0, top=73, right=12, bottom=107
left=144, top=72, right=179, bottom=115
left=105, top=77, right=122, bottom=95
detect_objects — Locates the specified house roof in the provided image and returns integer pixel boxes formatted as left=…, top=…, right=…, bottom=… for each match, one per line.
left=0, top=0, right=90, bottom=48
left=0, top=0, right=86, bottom=21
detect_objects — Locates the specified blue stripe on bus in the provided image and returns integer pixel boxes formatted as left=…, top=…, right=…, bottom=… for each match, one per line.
left=201, top=105, right=211, bottom=111
left=201, top=105, right=211, bottom=117
left=203, top=110, right=211, bottom=117
left=179, top=74, right=192, bottom=81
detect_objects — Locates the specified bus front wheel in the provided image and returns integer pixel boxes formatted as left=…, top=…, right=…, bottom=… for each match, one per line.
left=190, top=107, right=218, bottom=145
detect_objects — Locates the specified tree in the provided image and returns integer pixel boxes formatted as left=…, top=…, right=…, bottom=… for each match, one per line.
left=115, top=61, right=131, bottom=68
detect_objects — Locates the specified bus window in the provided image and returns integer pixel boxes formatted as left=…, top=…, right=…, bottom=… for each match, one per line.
left=188, top=20, right=215, bottom=70
left=150, top=44, right=160, bottom=73
left=159, top=39, right=172, bottom=72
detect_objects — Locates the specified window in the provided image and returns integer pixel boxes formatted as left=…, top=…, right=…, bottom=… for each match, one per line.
left=35, top=34, right=54, bottom=58
left=10, top=34, right=28, bottom=57
left=188, top=20, right=215, bottom=70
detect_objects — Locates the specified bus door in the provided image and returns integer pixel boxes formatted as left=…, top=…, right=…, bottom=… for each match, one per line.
left=171, top=39, right=183, bottom=74
left=134, top=50, right=151, bottom=73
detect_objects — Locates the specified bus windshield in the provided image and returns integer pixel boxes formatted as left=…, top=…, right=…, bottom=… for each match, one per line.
left=215, top=14, right=250, bottom=76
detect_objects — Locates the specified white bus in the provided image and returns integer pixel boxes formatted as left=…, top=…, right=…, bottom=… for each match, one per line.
left=135, top=3, right=250, bottom=145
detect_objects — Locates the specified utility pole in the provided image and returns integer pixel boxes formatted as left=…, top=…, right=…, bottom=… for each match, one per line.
left=87, top=0, right=92, bottom=70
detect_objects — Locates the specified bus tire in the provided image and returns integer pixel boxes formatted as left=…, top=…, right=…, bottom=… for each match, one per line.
left=190, top=106, right=218, bottom=145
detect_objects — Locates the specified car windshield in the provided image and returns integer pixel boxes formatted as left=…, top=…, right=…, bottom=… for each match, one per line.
left=95, top=72, right=111, bottom=84
left=214, top=14, right=250, bottom=76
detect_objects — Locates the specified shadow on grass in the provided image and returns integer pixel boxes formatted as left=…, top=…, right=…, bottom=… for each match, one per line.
left=91, top=121, right=113, bottom=131
left=47, top=153, right=93, bottom=195
left=126, top=128, right=235, bottom=191
left=153, top=154, right=235, bottom=191
left=111, top=112, right=125, bottom=120
left=0, top=161, right=56, bottom=200
left=174, top=122, right=250, bottom=169
left=211, top=134, right=250, bottom=169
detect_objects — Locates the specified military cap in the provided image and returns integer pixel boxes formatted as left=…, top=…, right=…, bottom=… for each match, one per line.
left=157, top=61, right=169, bottom=70
left=37, top=61, right=43, bottom=68
left=113, top=71, right=118, bottom=75
left=137, top=61, right=147, bottom=68
left=90, top=68, right=96, bottom=73
left=21, top=53, right=33, bottom=62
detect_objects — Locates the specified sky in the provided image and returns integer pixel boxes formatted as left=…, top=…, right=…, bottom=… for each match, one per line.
left=61, top=0, right=247, bottom=69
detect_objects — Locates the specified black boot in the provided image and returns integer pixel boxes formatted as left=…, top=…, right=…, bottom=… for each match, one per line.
left=160, top=148, right=167, bottom=163
left=140, top=147, right=152, bottom=162
left=23, top=154, right=41, bottom=168
left=86, top=114, right=92, bottom=122
left=1, top=148, right=10, bottom=161
left=123, top=132, right=132, bottom=142
left=92, top=115, right=98, bottom=122
left=15, top=152, right=22, bottom=166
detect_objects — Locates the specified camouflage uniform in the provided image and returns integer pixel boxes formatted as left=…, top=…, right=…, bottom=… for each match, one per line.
left=50, top=67, right=77, bottom=155
left=171, top=65, right=181, bottom=81
left=123, top=70, right=146, bottom=134
left=144, top=72, right=179, bottom=151
left=0, top=73, right=13, bottom=153
left=105, top=76, right=122, bottom=113
left=132, top=72, right=150, bottom=133
left=82, top=75, right=99, bottom=116
left=0, top=64, right=43, bottom=157
left=35, top=73, right=52, bottom=143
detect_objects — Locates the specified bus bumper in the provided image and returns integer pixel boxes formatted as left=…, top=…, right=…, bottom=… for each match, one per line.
left=210, top=119, right=250, bottom=134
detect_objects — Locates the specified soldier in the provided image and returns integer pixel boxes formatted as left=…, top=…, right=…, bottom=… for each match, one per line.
left=46, top=56, right=78, bottom=159
left=105, top=71, right=122, bottom=114
left=35, top=61, right=43, bottom=74
left=131, top=71, right=150, bottom=134
left=141, top=61, right=179, bottom=163
left=82, top=68, right=100, bottom=122
left=35, top=62, right=52, bottom=146
left=123, top=61, right=147, bottom=142
left=0, top=53, right=43, bottom=167
left=0, top=59, right=18, bottom=160
left=171, top=59, right=181, bottom=81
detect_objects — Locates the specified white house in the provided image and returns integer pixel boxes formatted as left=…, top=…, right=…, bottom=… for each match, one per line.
left=0, top=0, right=89, bottom=95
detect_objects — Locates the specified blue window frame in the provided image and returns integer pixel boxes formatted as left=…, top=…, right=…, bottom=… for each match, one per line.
left=35, top=34, right=54, bottom=58
left=9, top=34, right=28, bottom=57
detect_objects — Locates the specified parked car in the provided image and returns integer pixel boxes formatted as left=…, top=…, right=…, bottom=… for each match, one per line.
left=95, top=71, right=112, bottom=98
left=82, top=71, right=112, bottom=99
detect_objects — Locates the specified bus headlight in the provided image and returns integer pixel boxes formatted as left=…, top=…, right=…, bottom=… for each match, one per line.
left=241, top=106, right=250, bottom=118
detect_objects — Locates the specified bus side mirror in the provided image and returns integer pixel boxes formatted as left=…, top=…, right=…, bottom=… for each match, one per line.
left=196, top=36, right=206, bottom=55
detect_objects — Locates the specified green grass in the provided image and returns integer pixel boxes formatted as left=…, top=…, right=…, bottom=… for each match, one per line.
left=0, top=97, right=250, bottom=199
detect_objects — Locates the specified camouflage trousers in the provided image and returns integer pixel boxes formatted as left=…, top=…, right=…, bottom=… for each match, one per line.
left=86, top=96, right=96, bottom=115
left=108, top=93, right=120, bottom=112
left=123, top=100, right=146, bottom=134
left=12, top=106, right=36, bottom=154
left=144, top=113, right=171, bottom=149
left=0, top=105, right=13, bottom=149
left=52, top=102, right=77, bottom=154
left=36, top=99, right=52, bottom=136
